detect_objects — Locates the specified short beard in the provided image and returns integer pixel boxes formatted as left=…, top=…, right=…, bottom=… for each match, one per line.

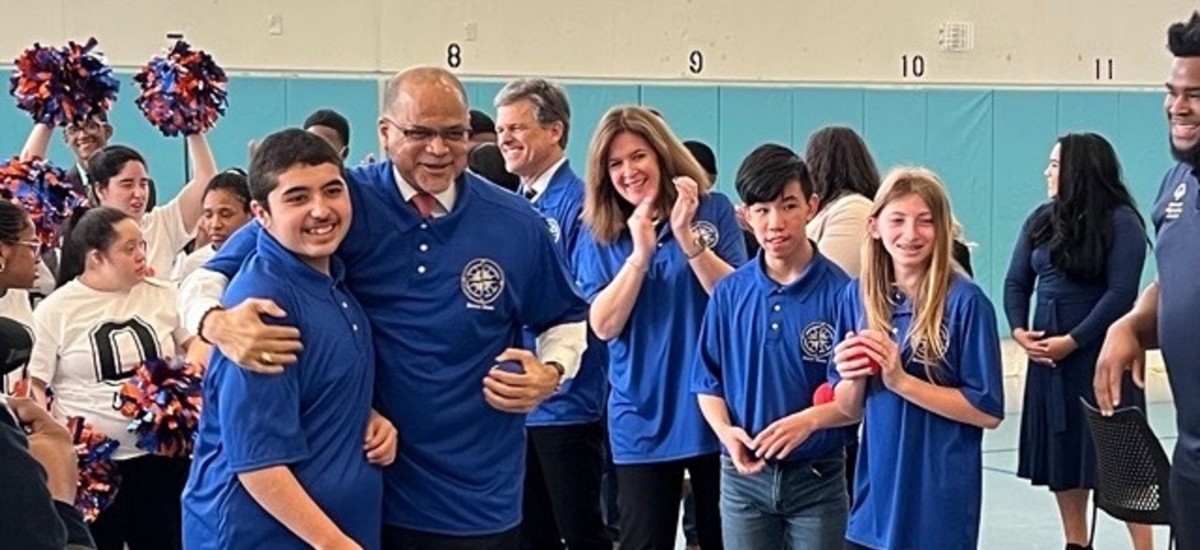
left=1171, top=133, right=1200, bottom=167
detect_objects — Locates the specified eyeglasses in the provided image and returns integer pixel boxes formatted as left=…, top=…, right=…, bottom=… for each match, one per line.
left=382, top=117, right=470, bottom=144
left=65, top=119, right=107, bottom=138
left=13, top=239, right=42, bottom=255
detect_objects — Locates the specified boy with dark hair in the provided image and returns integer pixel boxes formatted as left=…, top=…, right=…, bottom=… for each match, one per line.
left=692, top=143, right=858, bottom=548
left=183, top=128, right=396, bottom=550
left=304, top=109, right=352, bottom=160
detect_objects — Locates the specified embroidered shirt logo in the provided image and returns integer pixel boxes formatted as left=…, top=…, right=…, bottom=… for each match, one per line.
left=461, top=258, right=505, bottom=310
left=546, top=217, right=562, bottom=244
left=1166, top=182, right=1187, bottom=221
left=801, top=321, right=835, bottom=362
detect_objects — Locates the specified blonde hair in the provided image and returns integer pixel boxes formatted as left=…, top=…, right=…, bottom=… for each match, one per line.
left=581, top=106, right=711, bottom=244
left=861, top=166, right=956, bottom=374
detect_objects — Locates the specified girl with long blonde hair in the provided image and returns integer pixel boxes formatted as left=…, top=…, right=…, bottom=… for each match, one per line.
left=830, top=167, right=1005, bottom=550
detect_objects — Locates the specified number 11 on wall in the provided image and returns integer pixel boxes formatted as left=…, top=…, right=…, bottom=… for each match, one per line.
left=1095, top=58, right=1114, bottom=80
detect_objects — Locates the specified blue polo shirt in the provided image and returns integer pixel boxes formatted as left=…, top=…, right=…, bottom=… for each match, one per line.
left=828, top=275, right=1004, bottom=550
left=206, top=163, right=589, bottom=536
left=692, top=250, right=853, bottom=461
left=183, top=231, right=381, bottom=550
left=525, top=161, right=607, bottom=427
left=575, top=191, right=747, bottom=464
left=1151, top=162, right=1200, bottom=482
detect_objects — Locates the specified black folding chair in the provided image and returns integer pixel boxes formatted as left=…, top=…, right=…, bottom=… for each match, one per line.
left=1081, top=398, right=1174, bottom=549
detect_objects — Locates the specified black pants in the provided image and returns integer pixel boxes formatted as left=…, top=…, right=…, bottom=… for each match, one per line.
left=89, top=454, right=189, bottom=550
left=520, top=422, right=609, bottom=550
left=615, top=454, right=722, bottom=550
left=383, top=526, right=519, bottom=550
left=1172, top=468, right=1200, bottom=550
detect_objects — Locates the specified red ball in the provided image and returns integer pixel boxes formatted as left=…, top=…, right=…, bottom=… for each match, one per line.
left=812, top=382, right=836, bottom=405
left=850, top=346, right=882, bottom=374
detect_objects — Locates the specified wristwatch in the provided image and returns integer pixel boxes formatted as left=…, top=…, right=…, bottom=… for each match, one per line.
left=546, top=361, right=566, bottom=393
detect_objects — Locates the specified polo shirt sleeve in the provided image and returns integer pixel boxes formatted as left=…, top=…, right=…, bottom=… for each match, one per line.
left=216, top=288, right=310, bottom=473
left=709, top=193, right=749, bottom=267
left=572, top=230, right=615, bottom=303
left=691, top=286, right=727, bottom=398
left=826, top=281, right=859, bottom=386
left=203, top=222, right=261, bottom=279
left=954, top=291, right=1006, bottom=420
left=518, top=217, right=589, bottom=333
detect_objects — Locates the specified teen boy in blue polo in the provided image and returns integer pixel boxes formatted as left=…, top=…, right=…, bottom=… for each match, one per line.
left=692, top=144, right=856, bottom=549
left=180, top=67, right=588, bottom=550
left=183, top=129, right=396, bottom=550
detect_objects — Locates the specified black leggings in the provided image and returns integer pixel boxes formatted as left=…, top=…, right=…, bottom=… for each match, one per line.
left=615, top=454, right=723, bottom=550
left=89, top=454, right=190, bottom=550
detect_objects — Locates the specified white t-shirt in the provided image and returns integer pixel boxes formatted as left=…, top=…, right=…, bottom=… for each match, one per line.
left=170, top=244, right=215, bottom=283
left=28, top=279, right=188, bottom=460
left=142, top=198, right=191, bottom=280
left=0, top=289, right=34, bottom=396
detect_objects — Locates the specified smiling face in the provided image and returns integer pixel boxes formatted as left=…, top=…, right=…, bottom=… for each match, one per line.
left=606, top=131, right=663, bottom=207
left=870, top=192, right=937, bottom=274
left=496, top=98, right=564, bottom=180
left=1167, top=57, right=1200, bottom=162
left=63, top=116, right=112, bottom=164
left=378, top=81, right=471, bottom=194
left=254, top=162, right=351, bottom=272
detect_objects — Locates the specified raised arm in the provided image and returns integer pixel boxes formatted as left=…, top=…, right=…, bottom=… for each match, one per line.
left=173, top=133, right=219, bottom=231
left=19, top=123, right=54, bottom=161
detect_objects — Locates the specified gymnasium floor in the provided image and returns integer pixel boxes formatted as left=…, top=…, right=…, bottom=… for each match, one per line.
left=980, top=344, right=1177, bottom=550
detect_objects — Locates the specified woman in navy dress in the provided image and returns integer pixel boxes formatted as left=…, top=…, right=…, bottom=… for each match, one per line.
left=1004, top=132, right=1151, bottom=550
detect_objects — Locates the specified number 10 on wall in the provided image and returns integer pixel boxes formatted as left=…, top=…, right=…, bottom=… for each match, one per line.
left=901, top=54, right=926, bottom=78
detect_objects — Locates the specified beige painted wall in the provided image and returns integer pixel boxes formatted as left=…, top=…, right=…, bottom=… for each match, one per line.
left=3, top=1, right=1196, bottom=84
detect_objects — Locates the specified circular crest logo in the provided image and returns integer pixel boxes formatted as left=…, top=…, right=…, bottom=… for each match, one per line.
left=801, top=321, right=835, bottom=361
left=545, top=217, right=562, bottom=244
left=461, top=258, right=506, bottom=307
left=1174, top=182, right=1188, bottom=201
left=690, top=220, right=720, bottom=249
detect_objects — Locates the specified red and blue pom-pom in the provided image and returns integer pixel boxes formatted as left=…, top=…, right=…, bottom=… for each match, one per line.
left=134, top=40, right=227, bottom=137
left=9, top=38, right=120, bottom=127
left=117, top=357, right=204, bottom=458
left=0, top=156, right=86, bottom=249
left=66, top=416, right=121, bottom=523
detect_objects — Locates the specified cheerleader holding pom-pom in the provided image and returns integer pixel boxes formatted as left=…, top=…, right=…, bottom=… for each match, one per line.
left=14, top=38, right=224, bottom=279
left=28, top=207, right=195, bottom=550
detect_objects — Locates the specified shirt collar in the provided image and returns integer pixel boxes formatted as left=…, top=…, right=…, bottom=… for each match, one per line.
left=255, top=228, right=346, bottom=287
left=521, top=156, right=567, bottom=203
left=753, top=244, right=829, bottom=301
left=392, top=165, right=458, bottom=217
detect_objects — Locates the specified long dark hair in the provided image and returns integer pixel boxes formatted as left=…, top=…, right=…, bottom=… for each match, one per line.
left=1028, top=133, right=1144, bottom=280
left=804, top=126, right=880, bottom=208
left=56, top=207, right=133, bottom=287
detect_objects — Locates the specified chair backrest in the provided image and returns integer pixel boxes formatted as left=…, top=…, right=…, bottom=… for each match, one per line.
left=1081, top=398, right=1173, bottom=525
